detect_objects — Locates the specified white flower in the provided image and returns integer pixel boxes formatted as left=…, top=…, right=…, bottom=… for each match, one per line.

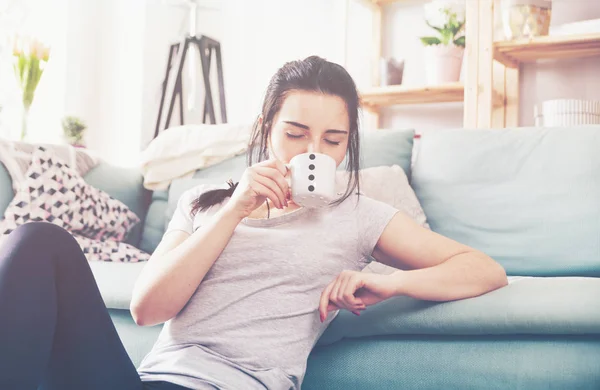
left=424, top=0, right=466, bottom=28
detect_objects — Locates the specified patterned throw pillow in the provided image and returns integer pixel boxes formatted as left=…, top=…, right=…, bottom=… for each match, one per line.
left=0, top=146, right=139, bottom=241
left=72, top=233, right=149, bottom=262
left=0, top=147, right=149, bottom=262
left=0, top=139, right=100, bottom=193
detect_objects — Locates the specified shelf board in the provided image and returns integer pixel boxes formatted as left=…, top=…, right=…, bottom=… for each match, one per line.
left=494, top=32, right=600, bottom=68
left=361, top=83, right=465, bottom=108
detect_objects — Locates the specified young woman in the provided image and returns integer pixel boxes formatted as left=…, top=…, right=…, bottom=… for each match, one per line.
left=0, top=56, right=507, bottom=390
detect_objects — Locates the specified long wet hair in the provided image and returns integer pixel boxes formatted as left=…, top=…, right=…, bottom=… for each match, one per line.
left=191, top=55, right=361, bottom=216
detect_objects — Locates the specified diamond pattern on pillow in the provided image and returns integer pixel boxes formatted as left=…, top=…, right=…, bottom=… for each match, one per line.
left=0, top=147, right=149, bottom=262
left=0, top=146, right=140, bottom=241
left=72, top=233, right=150, bottom=262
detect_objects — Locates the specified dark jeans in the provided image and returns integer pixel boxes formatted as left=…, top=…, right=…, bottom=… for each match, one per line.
left=0, top=222, right=190, bottom=390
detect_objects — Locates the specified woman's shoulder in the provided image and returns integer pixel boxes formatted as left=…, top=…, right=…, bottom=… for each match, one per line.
left=172, top=182, right=230, bottom=217
left=180, top=182, right=228, bottom=200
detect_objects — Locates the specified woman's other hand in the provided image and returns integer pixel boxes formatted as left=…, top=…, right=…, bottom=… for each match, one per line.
left=318, top=270, right=398, bottom=322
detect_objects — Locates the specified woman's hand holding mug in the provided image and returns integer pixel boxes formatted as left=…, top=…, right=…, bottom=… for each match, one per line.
left=225, top=152, right=337, bottom=219
left=226, top=159, right=290, bottom=219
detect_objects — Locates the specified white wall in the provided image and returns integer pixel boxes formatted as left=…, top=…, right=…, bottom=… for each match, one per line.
left=64, top=0, right=146, bottom=167
left=0, top=0, right=67, bottom=142
left=140, top=0, right=223, bottom=149
left=219, top=0, right=349, bottom=126
left=139, top=0, right=353, bottom=150
left=38, top=0, right=599, bottom=166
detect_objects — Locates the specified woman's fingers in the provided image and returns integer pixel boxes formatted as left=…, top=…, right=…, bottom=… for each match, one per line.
left=249, top=180, right=283, bottom=209
left=319, top=281, right=336, bottom=322
left=255, top=159, right=288, bottom=177
left=253, top=166, right=289, bottom=205
left=252, top=171, right=287, bottom=209
left=330, top=273, right=364, bottom=310
left=337, top=273, right=364, bottom=309
left=322, top=274, right=365, bottom=319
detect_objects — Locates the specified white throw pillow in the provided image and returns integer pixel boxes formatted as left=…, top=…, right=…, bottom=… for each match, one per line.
left=336, top=165, right=430, bottom=275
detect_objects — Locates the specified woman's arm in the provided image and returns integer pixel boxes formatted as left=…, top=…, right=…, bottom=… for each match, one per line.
left=131, top=159, right=288, bottom=326
left=130, top=204, right=243, bottom=327
left=372, top=211, right=508, bottom=301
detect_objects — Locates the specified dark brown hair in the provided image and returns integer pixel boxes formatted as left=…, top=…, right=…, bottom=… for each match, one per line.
left=191, top=55, right=361, bottom=216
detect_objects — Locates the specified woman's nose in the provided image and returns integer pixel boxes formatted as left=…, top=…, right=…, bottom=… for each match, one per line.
left=306, top=142, right=321, bottom=154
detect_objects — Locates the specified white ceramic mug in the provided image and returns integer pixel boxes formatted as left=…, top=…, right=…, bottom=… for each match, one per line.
left=286, top=152, right=337, bottom=208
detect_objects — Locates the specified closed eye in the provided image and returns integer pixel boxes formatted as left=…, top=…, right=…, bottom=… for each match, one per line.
left=286, top=133, right=341, bottom=145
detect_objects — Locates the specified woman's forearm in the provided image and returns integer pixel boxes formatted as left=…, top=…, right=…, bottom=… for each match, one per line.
left=132, top=204, right=243, bottom=326
left=390, top=252, right=508, bottom=302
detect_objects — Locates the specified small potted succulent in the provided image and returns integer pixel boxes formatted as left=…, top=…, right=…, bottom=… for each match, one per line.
left=62, top=116, right=87, bottom=148
left=420, top=1, right=466, bottom=85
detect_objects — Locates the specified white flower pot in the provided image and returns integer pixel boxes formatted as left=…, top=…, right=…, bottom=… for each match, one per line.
left=423, top=44, right=464, bottom=85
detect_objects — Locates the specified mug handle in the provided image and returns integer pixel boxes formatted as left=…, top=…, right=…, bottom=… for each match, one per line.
left=284, top=163, right=293, bottom=193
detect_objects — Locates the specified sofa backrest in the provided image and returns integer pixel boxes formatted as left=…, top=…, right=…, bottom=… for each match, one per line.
left=411, top=125, right=600, bottom=277
left=0, top=162, right=13, bottom=220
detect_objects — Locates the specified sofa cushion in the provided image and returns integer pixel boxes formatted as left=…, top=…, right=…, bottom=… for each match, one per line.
left=340, top=128, right=415, bottom=178
left=90, top=262, right=147, bottom=309
left=411, top=126, right=600, bottom=277
left=0, top=161, right=13, bottom=220
left=316, top=276, right=600, bottom=346
left=139, top=190, right=168, bottom=254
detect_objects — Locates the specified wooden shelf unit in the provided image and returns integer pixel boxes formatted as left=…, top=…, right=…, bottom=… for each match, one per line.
left=361, top=0, right=600, bottom=129
left=361, top=0, right=466, bottom=128
left=494, top=32, right=600, bottom=68
left=361, top=83, right=465, bottom=108
left=466, top=0, right=600, bottom=129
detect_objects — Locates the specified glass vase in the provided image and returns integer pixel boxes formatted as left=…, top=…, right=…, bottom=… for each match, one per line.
left=21, top=104, right=30, bottom=141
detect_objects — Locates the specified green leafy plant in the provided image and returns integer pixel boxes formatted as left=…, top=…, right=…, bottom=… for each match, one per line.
left=420, top=7, right=466, bottom=48
left=62, top=116, right=87, bottom=145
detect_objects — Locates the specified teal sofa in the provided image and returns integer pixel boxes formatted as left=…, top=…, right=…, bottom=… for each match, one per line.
left=1, top=126, right=599, bottom=389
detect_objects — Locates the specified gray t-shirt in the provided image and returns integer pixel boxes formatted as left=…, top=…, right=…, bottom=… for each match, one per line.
left=137, top=184, right=399, bottom=390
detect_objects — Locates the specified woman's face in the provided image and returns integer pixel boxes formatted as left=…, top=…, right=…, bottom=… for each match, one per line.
left=267, top=91, right=350, bottom=167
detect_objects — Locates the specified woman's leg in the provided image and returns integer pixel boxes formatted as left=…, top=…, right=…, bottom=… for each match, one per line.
left=0, top=222, right=143, bottom=390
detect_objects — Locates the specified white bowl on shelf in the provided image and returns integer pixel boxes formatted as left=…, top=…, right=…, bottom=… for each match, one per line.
left=535, top=99, right=600, bottom=127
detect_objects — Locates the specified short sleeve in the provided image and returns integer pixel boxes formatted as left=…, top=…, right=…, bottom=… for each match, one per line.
left=165, top=184, right=224, bottom=235
left=165, top=188, right=197, bottom=235
left=355, top=195, right=399, bottom=259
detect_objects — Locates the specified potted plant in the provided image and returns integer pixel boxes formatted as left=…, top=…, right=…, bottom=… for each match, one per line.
left=420, top=1, right=466, bottom=85
left=62, top=116, right=87, bottom=148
